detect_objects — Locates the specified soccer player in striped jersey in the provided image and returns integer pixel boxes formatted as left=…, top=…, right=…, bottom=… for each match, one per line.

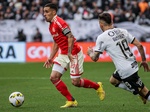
left=43, top=3, right=105, bottom=108
left=87, top=12, right=150, bottom=104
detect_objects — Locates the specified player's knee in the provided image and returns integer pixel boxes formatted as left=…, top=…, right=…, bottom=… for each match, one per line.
left=109, top=77, right=120, bottom=86
left=109, top=77, right=114, bottom=84
left=71, top=79, right=80, bottom=87
left=50, top=76, right=59, bottom=83
left=50, top=71, right=62, bottom=83
left=109, top=79, right=113, bottom=84
left=109, top=78, right=116, bottom=86
left=49, top=76, right=54, bottom=82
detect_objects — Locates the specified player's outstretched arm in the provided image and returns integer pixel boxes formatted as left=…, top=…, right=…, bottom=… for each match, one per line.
left=132, top=38, right=150, bottom=72
left=43, top=42, right=59, bottom=68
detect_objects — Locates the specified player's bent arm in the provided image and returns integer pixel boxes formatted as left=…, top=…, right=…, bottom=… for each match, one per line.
left=62, top=27, right=74, bottom=55
left=132, top=38, right=146, bottom=61
left=48, top=42, right=59, bottom=60
left=66, top=32, right=74, bottom=55
left=43, top=42, right=58, bottom=68
left=132, top=38, right=150, bottom=71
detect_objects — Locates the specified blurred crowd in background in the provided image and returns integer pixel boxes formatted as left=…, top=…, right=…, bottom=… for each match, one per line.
left=0, top=0, right=150, bottom=42
left=0, top=0, right=150, bottom=24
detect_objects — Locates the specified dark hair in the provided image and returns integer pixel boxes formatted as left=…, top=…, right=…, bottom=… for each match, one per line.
left=98, top=13, right=112, bottom=24
left=44, top=3, right=58, bottom=12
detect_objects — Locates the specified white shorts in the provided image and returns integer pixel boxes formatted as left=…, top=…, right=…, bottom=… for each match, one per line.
left=52, top=50, right=84, bottom=78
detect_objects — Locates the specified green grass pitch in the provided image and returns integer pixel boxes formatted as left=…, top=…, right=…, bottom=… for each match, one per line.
left=0, top=62, right=150, bottom=112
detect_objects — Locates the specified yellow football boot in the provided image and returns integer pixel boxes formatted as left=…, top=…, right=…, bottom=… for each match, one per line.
left=60, top=100, right=78, bottom=108
left=96, top=82, right=105, bottom=101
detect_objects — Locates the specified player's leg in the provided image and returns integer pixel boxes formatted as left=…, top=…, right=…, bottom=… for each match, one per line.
left=71, top=77, right=105, bottom=101
left=110, top=71, right=146, bottom=103
left=51, top=55, right=77, bottom=108
left=109, top=71, right=132, bottom=92
left=122, top=72, right=149, bottom=104
left=70, top=51, right=105, bottom=101
left=51, top=64, right=77, bottom=108
left=141, top=86, right=150, bottom=100
left=110, top=71, right=150, bottom=104
left=139, top=85, right=150, bottom=104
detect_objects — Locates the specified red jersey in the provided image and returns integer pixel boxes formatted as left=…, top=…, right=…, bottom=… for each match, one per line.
left=49, top=15, right=81, bottom=55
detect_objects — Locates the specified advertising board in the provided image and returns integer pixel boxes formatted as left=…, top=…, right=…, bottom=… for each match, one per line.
left=0, top=43, right=25, bottom=62
left=26, top=42, right=150, bottom=62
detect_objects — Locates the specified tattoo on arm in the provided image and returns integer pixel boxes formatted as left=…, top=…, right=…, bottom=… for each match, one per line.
left=67, top=32, right=74, bottom=55
left=68, top=47, right=71, bottom=54
left=66, top=32, right=74, bottom=38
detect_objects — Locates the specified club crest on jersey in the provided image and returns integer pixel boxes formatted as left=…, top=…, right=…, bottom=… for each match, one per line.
left=108, top=31, right=115, bottom=36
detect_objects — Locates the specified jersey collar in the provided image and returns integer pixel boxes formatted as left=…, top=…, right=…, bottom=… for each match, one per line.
left=51, top=15, right=57, bottom=23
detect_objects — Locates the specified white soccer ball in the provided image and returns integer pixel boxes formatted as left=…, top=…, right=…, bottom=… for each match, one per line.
left=9, top=92, right=24, bottom=107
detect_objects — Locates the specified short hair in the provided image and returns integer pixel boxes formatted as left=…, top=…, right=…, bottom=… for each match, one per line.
left=44, top=3, right=58, bottom=12
left=98, top=13, right=112, bottom=24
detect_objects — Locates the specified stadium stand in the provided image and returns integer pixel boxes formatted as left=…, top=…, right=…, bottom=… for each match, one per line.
left=0, top=0, right=150, bottom=42
left=0, top=0, right=149, bottom=24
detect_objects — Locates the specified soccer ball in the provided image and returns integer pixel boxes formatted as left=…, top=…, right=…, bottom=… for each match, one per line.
left=9, top=92, right=24, bottom=107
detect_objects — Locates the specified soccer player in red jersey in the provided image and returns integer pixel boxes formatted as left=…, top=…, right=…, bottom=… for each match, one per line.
left=43, top=3, right=105, bottom=108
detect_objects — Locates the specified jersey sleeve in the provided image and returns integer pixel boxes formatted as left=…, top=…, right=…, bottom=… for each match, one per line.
left=94, top=35, right=105, bottom=53
left=125, top=29, right=135, bottom=44
left=56, top=19, right=71, bottom=35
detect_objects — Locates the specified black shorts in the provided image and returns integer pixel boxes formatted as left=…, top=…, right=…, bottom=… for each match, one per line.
left=113, top=71, right=145, bottom=95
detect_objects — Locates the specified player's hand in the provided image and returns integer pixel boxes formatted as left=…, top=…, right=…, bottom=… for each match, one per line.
left=87, top=46, right=93, bottom=57
left=43, top=58, right=53, bottom=68
left=140, top=61, right=150, bottom=72
left=68, top=53, right=73, bottom=62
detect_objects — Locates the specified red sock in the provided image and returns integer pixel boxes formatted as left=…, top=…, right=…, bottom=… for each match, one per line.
left=79, top=78, right=99, bottom=90
left=53, top=80, right=74, bottom=101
